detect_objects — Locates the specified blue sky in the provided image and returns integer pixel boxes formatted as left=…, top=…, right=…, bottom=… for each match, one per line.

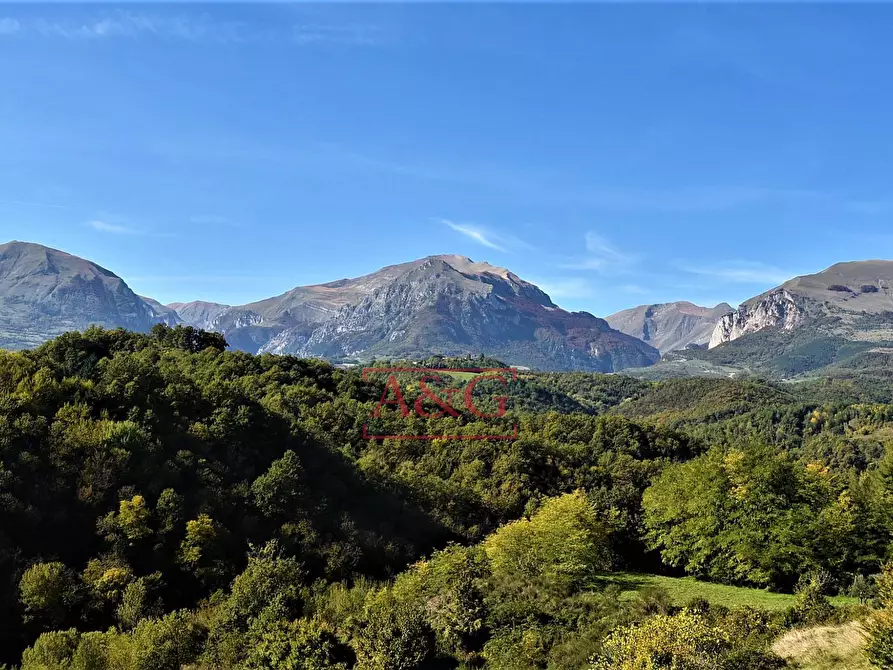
left=2, top=3, right=893, bottom=314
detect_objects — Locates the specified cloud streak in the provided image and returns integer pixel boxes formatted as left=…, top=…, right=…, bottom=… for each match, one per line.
left=442, top=220, right=505, bottom=252
left=0, top=12, right=383, bottom=46
left=534, top=277, right=596, bottom=301
left=441, top=219, right=531, bottom=254
left=292, top=23, right=383, bottom=47
left=562, top=231, right=640, bottom=275
left=0, top=17, right=19, bottom=34
left=0, top=197, right=70, bottom=210
left=680, top=261, right=794, bottom=285
left=88, top=220, right=139, bottom=235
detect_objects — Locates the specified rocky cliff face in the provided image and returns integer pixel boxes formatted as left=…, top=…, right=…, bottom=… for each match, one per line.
left=707, top=261, right=893, bottom=349
left=166, top=300, right=230, bottom=331
left=272, top=257, right=659, bottom=372
left=0, top=242, right=659, bottom=371
left=168, top=260, right=426, bottom=353
left=708, top=290, right=806, bottom=348
left=606, top=301, right=733, bottom=353
left=140, top=296, right=182, bottom=326
left=0, top=241, right=162, bottom=349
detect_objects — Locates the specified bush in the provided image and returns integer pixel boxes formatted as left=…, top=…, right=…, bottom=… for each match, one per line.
left=785, top=572, right=835, bottom=626
left=847, top=573, right=878, bottom=604
left=720, top=649, right=787, bottom=670
left=20, top=630, right=81, bottom=670
left=591, top=611, right=731, bottom=670
left=19, top=563, right=81, bottom=626
left=867, top=562, right=893, bottom=669
left=352, top=586, right=434, bottom=670
left=685, top=597, right=711, bottom=616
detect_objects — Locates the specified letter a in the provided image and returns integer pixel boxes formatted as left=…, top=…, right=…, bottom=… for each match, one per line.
left=373, top=375, right=411, bottom=417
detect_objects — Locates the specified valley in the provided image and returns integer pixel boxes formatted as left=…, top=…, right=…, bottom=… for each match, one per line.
left=4, top=240, right=893, bottom=668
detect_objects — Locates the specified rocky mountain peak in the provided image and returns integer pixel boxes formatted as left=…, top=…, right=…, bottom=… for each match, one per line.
left=709, top=260, right=893, bottom=349
left=606, top=300, right=734, bottom=353
left=0, top=240, right=161, bottom=350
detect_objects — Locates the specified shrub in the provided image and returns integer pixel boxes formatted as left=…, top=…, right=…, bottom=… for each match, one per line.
left=867, top=562, right=893, bottom=669
left=591, top=611, right=731, bottom=670
left=19, top=563, right=81, bottom=626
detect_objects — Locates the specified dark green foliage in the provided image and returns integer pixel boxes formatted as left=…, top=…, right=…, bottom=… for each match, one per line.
left=5, top=327, right=893, bottom=667
left=614, top=377, right=793, bottom=424
left=868, top=563, right=893, bottom=669
left=682, top=316, right=887, bottom=378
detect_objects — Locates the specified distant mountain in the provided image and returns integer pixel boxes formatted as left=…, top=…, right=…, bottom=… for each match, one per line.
left=140, top=296, right=182, bottom=326
left=168, top=261, right=421, bottom=353
left=639, top=260, right=893, bottom=380
left=0, top=241, right=162, bottom=349
left=166, top=300, right=230, bottom=331
left=263, top=255, right=660, bottom=372
left=164, top=254, right=659, bottom=371
left=709, top=261, right=893, bottom=348
left=606, top=301, right=733, bottom=353
left=0, top=242, right=658, bottom=371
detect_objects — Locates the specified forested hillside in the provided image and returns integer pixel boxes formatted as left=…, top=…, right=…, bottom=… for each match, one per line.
left=4, top=326, right=893, bottom=669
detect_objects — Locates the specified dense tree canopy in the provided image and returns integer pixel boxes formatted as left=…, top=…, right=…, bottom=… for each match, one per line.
left=3, top=326, right=893, bottom=668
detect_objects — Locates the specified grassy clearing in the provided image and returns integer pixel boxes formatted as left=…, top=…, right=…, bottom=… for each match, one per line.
left=599, top=572, right=859, bottom=611
left=443, top=371, right=481, bottom=382
left=772, top=621, right=871, bottom=670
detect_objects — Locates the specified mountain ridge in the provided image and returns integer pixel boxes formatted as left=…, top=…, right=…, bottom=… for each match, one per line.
left=606, top=300, right=733, bottom=353
left=0, top=242, right=658, bottom=371
left=0, top=240, right=162, bottom=349
left=709, top=260, right=893, bottom=348
left=267, top=255, right=657, bottom=371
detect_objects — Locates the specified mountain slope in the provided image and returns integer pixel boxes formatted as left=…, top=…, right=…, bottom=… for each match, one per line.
left=0, top=241, right=161, bottom=349
left=140, top=296, right=182, bottom=326
left=709, top=260, right=893, bottom=348
left=265, top=256, right=659, bottom=372
left=0, top=243, right=656, bottom=371
left=606, top=301, right=732, bottom=353
left=168, top=260, right=430, bottom=353
left=167, top=300, right=230, bottom=330
left=637, top=260, right=893, bottom=379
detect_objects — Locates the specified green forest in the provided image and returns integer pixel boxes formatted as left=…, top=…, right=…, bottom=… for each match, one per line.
left=4, top=325, right=893, bottom=669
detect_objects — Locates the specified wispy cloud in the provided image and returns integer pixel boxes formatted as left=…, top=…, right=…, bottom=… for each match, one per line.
left=680, top=260, right=794, bottom=285
left=443, top=220, right=505, bottom=252
left=0, top=18, right=19, bottom=34
left=0, top=12, right=383, bottom=46
left=88, top=220, right=140, bottom=235
left=441, top=219, right=530, bottom=254
left=562, top=232, right=640, bottom=274
left=292, top=23, right=383, bottom=47
left=24, top=14, right=255, bottom=42
left=0, top=197, right=69, bottom=210
left=534, top=277, right=596, bottom=301
left=621, top=283, right=649, bottom=295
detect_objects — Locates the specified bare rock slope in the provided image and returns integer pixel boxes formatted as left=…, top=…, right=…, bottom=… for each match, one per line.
left=709, top=261, right=893, bottom=348
left=606, top=301, right=732, bottom=353
left=0, top=241, right=162, bottom=349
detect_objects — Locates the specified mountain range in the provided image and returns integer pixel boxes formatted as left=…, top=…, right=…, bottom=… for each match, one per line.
left=0, top=241, right=658, bottom=372
left=3, top=239, right=893, bottom=379
left=0, top=240, right=159, bottom=350
left=605, top=301, right=733, bottom=353
left=653, top=260, right=893, bottom=381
